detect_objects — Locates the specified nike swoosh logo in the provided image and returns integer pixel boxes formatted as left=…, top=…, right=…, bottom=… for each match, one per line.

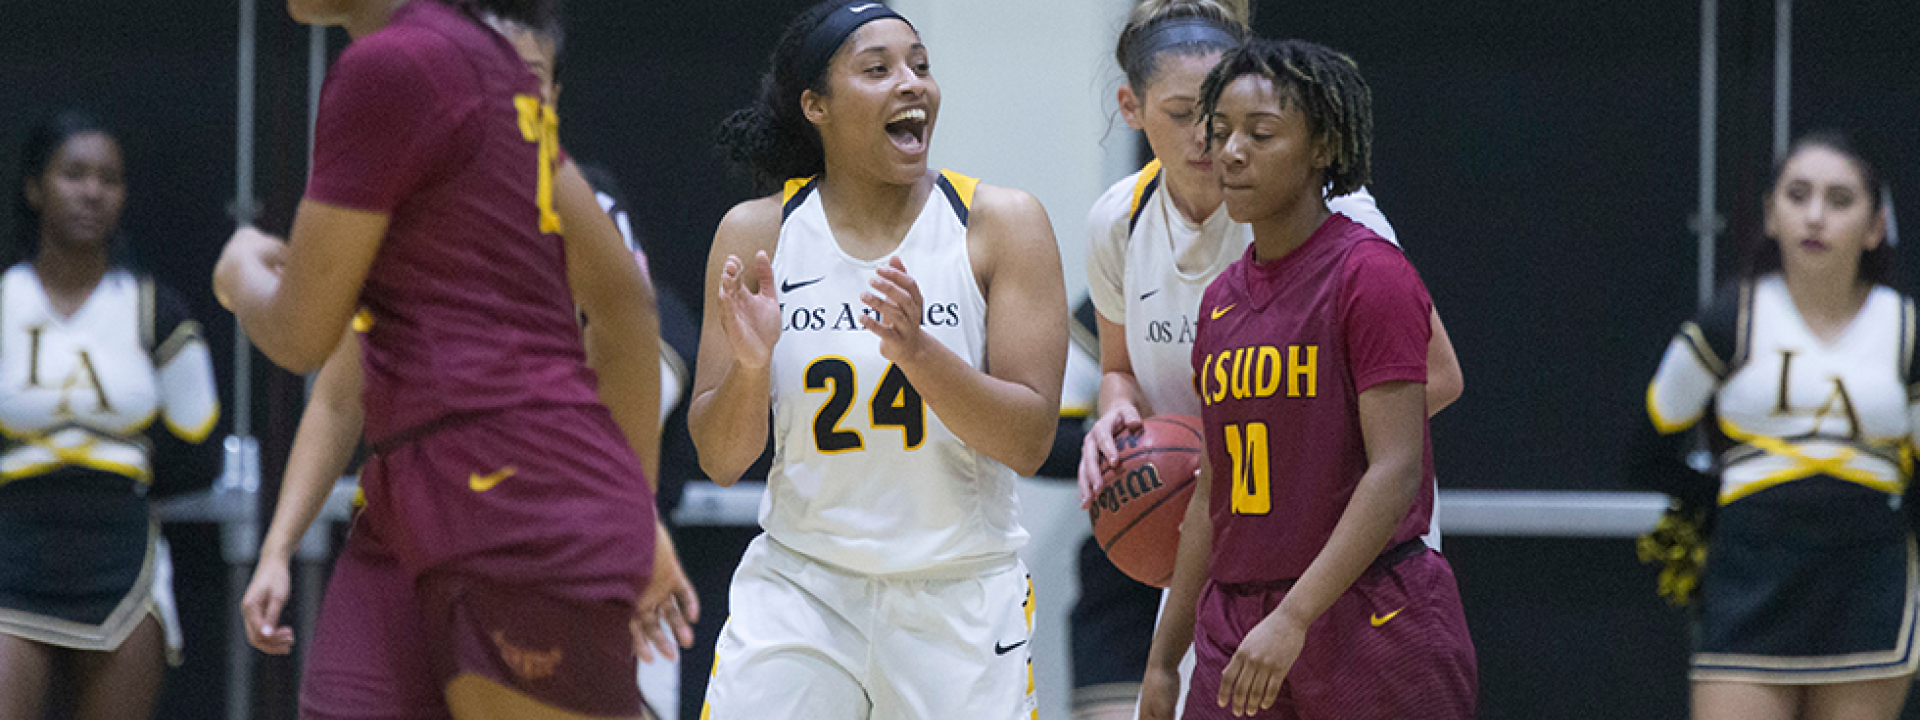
left=994, top=639, right=1027, bottom=655
left=1210, top=304, right=1236, bottom=320
left=1139, top=289, right=1160, bottom=301
left=1370, top=607, right=1404, bottom=627
left=780, top=276, right=825, bottom=293
left=469, top=466, right=518, bottom=492
left=848, top=2, right=882, bottom=11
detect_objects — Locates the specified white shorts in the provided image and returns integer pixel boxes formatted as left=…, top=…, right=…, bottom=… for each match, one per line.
left=702, top=534, right=1038, bottom=720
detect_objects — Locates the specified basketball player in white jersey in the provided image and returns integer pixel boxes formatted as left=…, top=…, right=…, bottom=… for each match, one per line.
left=1072, top=4, right=1463, bottom=718
left=691, top=2, right=1067, bottom=718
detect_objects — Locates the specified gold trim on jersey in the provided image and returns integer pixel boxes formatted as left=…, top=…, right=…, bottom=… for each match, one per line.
left=1024, top=574, right=1037, bottom=720
left=782, top=176, right=814, bottom=205
left=1127, top=159, right=1163, bottom=236
left=941, top=169, right=979, bottom=209
left=1692, top=536, right=1920, bottom=683
left=934, top=170, right=979, bottom=226
left=781, top=176, right=819, bottom=221
left=1715, top=416, right=1907, bottom=504
left=164, top=400, right=220, bottom=444
left=1646, top=382, right=1700, bottom=435
left=0, top=423, right=160, bottom=485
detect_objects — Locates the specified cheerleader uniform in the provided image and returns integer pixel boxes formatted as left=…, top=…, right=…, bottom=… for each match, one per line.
left=0, top=265, right=217, bottom=665
left=1646, top=275, right=1920, bottom=683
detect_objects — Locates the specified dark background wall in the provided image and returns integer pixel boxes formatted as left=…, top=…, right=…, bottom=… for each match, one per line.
left=1256, top=0, right=1920, bottom=495
left=2, top=1, right=1916, bottom=719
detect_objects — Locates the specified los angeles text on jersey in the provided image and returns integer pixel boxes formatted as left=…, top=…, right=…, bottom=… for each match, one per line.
left=1143, top=313, right=1197, bottom=344
left=780, top=301, right=963, bottom=332
left=1196, top=344, right=1319, bottom=405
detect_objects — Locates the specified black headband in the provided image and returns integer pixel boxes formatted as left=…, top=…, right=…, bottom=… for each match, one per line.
left=1126, top=17, right=1239, bottom=77
left=795, top=3, right=914, bottom=89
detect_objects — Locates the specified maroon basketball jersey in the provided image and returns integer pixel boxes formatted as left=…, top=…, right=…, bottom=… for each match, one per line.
left=1190, top=213, right=1434, bottom=583
left=306, top=1, right=651, bottom=595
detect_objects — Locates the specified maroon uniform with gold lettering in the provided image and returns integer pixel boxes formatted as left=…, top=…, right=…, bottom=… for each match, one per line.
left=1184, top=213, right=1473, bottom=719
left=300, top=2, right=651, bottom=716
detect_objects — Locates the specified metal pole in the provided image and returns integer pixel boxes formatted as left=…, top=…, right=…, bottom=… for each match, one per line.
left=233, top=0, right=257, bottom=440
left=1773, top=0, right=1792, bottom=162
left=1696, top=0, right=1719, bottom=311
left=230, top=5, right=259, bottom=720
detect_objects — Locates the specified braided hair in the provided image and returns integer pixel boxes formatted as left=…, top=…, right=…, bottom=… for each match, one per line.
left=1198, top=38, right=1372, bottom=197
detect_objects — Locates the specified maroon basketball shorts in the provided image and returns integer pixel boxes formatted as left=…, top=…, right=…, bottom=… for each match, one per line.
left=419, top=572, right=642, bottom=718
left=302, top=528, right=449, bottom=720
left=301, top=527, right=643, bottom=719
left=1187, top=546, right=1477, bottom=720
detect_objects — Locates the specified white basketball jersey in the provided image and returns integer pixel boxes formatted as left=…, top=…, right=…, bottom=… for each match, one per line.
left=1088, top=160, right=1399, bottom=418
left=761, top=171, right=1026, bottom=576
left=0, top=266, right=218, bottom=484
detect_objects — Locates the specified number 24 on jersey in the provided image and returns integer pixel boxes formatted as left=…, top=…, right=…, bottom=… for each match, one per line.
left=806, top=357, right=925, bottom=454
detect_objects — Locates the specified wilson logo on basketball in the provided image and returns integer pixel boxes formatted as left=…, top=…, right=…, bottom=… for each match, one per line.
left=490, top=631, right=563, bottom=681
left=1090, top=464, right=1165, bottom=521
left=1087, top=415, right=1203, bottom=588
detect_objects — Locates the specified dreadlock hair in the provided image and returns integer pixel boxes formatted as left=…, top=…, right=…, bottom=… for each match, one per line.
left=1114, top=0, right=1249, bottom=93
left=442, top=0, right=562, bottom=31
left=1745, top=128, right=1895, bottom=286
left=1198, top=38, right=1372, bottom=198
left=5, top=110, right=127, bottom=269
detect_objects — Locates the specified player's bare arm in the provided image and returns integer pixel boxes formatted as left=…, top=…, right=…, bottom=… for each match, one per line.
left=1139, top=459, right=1213, bottom=720
left=215, top=201, right=387, bottom=373
left=557, top=159, right=663, bottom=484
left=688, top=195, right=783, bottom=485
left=1427, top=309, right=1462, bottom=416
left=1219, top=379, right=1427, bottom=715
left=241, top=331, right=362, bottom=656
left=1079, top=313, right=1151, bottom=507
left=862, top=183, right=1065, bottom=476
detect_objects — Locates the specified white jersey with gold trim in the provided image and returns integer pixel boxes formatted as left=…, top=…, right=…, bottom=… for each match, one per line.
left=1648, top=274, right=1918, bottom=503
left=761, top=171, right=1027, bottom=576
left=0, top=265, right=218, bottom=484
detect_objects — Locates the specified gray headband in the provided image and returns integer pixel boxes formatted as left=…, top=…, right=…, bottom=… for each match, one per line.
left=1126, top=17, right=1240, bottom=78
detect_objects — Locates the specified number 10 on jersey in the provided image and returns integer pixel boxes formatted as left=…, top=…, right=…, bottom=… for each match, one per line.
left=806, top=357, right=926, bottom=454
left=1224, top=422, right=1270, bottom=515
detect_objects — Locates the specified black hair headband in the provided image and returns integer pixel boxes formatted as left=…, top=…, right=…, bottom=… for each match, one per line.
left=1127, top=16, right=1239, bottom=73
left=795, top=2, right=914, bottom=89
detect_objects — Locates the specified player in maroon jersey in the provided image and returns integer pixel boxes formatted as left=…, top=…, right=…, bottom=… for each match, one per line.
left=214, top=1, right=686, bottom=717
left=1139, top=39, right=1475, bottom=720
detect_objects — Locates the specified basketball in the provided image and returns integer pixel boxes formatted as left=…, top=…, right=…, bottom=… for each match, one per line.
left=1089, top=414, right=1205, bottom=587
